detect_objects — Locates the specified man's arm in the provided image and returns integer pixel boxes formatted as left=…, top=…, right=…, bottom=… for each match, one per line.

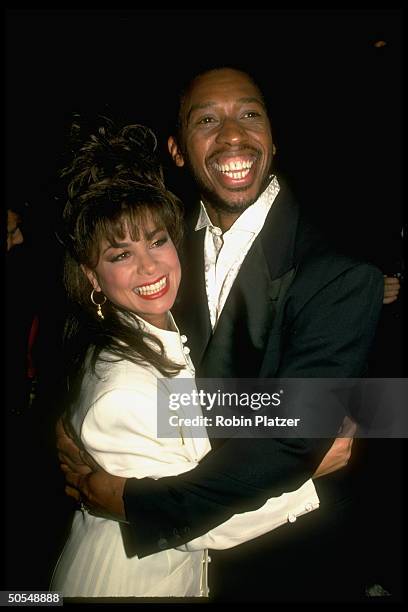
left=56, top=418, right=127, bottom=521
left=59, top=262, right=379, bottom=557
left=58, top=418, right=354, bottom=533
left=121, top=263, right=382, bottom=556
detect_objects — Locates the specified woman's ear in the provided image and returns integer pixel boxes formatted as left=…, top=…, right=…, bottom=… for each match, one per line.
left=81, top=265, right=101, bottom=292
left=168, top=136, right=185, bottom=168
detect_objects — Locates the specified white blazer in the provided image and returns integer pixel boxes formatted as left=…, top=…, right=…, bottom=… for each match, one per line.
left=51, top=314, right=319, bottom=598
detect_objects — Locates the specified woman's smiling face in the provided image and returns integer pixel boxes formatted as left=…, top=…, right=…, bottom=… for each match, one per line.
left=84, top=215, right=181, bottom=330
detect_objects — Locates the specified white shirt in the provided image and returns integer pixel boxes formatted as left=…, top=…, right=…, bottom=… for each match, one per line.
left=196, top=176, right=280, bottom=329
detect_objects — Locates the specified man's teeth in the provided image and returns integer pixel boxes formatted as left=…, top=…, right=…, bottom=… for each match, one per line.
left=214, top=160, right=254, bottom=179
left=135, top=277, right=167, bottom=295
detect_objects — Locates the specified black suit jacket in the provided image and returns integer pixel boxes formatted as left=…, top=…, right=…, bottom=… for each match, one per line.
left=124, top=182, right=384, bottom=558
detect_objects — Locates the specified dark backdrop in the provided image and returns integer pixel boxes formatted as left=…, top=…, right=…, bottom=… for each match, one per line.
left=6, top=8, right=403, bottom=264
left=4, top=8, right=404, bottom=599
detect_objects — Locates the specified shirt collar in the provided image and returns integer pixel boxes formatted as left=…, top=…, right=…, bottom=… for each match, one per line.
left=119, top=310, right=180, bottom=338
left=134, top=311, right=180, bottom=337
left=195, top=201, right=213, bottom=231
left=195, top=175, right=280, bottom=234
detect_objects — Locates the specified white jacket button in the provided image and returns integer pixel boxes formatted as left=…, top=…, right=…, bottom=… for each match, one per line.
left=288, top=513, right=297, bottom=523
left=181, top=335, right=188, bottom=343
left=305, top=502, right=313, bottom=512
left=183, top=346, right=191, bottom=355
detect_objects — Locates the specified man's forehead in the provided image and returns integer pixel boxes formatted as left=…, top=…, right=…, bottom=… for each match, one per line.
left=188, top=69, right=261, bottom=100
left=181, top=69, right=264, bottom=122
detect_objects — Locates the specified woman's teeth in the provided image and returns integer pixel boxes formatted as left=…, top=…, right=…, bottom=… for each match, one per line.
left=135, top=276, right=167, bottom=295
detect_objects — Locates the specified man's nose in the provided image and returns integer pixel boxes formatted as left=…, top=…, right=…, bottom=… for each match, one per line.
left=215, top=118, right=247, bottom=146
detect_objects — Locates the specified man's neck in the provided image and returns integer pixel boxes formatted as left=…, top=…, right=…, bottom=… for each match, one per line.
left=201, top=177, right=275, bottom=233
left=203, top=203, right=241, bottom=233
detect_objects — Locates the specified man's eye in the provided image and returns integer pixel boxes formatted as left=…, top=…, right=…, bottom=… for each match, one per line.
left=243, top=111, right=261, bottom=119
left=197, top=116, right=216, bottom=125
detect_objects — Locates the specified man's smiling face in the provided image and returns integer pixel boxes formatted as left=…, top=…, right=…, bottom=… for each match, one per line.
left=170, top=68, right=275, bottom=216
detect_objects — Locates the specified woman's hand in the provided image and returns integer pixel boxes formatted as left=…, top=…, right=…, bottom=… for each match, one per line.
left=56, top=417, right=93, bottom=474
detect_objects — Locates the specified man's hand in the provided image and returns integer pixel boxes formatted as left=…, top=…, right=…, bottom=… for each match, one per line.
left=63, top=468, right=127, bottom=522
left=56, top=417, right=127, bottom=522
left=383, top=275, right=401, bottom=305
left=313, top=416, right=357, bottom=479
left=56, top=416, right=94, bottom=475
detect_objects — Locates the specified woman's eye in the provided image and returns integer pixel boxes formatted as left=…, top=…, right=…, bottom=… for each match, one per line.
left=111, top=251, right=129, bottom=262
left=151, top=237, right=168, bottom=248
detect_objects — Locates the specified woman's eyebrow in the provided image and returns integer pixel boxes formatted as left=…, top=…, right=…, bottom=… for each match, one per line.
left=103, top=241, right=130, bottom=254
left=102, top=228, right=164, bottom=253
left=144, top=227, right=164, bottom=241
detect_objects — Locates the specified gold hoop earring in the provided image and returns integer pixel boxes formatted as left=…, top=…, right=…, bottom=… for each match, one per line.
left=90, top=289, right=107, bottom=320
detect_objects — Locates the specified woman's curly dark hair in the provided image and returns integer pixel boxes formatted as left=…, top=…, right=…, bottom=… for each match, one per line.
left=60, top=117, right=185, bottom=405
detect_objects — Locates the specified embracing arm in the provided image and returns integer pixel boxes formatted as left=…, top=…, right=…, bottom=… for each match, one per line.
left=176, top=478, right=320, bottom=552
left=60, top=262, right=383, bottom=557
left=121, top=262, right=383, bottom=555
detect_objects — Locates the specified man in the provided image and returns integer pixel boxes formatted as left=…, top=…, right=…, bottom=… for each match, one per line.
left=383, top=275, right=400, bottom=304
left=58, top=67, right=384, bottom=601
left=6, top=206, right=37, bottom=416
left=7, top=208, right=24, bottom=251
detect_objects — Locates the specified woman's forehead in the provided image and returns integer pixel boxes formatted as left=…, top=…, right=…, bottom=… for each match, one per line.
left=101, top=212, right=165, bottom=245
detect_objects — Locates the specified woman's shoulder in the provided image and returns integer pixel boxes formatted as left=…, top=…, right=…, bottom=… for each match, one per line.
left=83, top=349, right=160, bottom=394
left=69, top=352, right=161, bottom=434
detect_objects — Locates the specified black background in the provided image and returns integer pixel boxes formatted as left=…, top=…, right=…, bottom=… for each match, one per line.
left=6, top=8, right=402, bottom=266
left=4, top=8, right=404, bottom=600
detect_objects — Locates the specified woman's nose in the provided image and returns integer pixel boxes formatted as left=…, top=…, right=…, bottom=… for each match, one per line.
left=137, top=249, right=157, bottom=275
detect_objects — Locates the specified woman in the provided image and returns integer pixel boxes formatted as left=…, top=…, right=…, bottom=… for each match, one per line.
left=50, top=119, right=319, bottom=598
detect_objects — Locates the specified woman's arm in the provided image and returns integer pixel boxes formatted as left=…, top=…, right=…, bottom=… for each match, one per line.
left=176, top=478, right=319, bottom=551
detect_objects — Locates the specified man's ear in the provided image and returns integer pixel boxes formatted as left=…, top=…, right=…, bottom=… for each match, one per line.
left=81, top=265, right=101, bottom=292
left=168, top=136, right=185, bottom=168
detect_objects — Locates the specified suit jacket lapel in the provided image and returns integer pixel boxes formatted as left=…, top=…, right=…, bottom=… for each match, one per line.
left=199, top=183, right=301, bottom=378
left=259, top=182, right=299, bottom=280
left=199, top=238, right=275, bottom=377
left=174, top=223, right=212, bottom=367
